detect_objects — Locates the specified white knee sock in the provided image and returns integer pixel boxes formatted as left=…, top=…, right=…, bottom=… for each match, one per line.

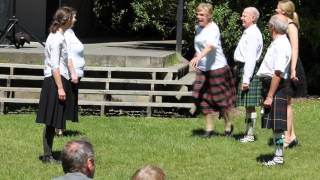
left=246, top=112, right=256, bottom=136
left=274, top=132, right=284, bottom=157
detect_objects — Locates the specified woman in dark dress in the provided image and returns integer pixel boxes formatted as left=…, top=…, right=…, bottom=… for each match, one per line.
left=36, top=7, right=77, bottom=163
left=276, top=0, right=308, bottom=148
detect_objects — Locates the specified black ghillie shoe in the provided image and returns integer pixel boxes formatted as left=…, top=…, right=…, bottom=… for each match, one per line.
left=224, top=125, right=234, bottom=137
left=41, top=155, right=61, bottom=164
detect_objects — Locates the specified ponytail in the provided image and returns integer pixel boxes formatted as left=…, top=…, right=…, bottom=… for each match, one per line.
left=48, top=6, right=73, bottom=33
left=292, top=12, right=300, bottom=29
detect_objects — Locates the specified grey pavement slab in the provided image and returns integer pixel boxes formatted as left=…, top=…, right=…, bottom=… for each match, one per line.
left=0, top=40, right=179, bottom=67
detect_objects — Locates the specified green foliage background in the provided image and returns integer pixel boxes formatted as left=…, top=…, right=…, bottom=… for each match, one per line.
left=91, top=0, right=319, bottom=94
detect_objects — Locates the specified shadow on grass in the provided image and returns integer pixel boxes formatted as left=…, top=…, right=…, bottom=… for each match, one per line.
left=55, top=130, right=84, bottom=137
left=268, top=137, right=274, bottom=146
left=191, top=128, right=225, bottom=137
left=256, top=153, right=274, bottom=163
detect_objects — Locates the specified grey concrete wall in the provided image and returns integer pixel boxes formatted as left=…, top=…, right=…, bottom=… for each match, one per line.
left=16, top=0, right=46, bottom=41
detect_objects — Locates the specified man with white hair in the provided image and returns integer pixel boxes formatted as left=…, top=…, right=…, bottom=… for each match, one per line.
left=257, top=14, right=291, bottom=166
left=234, top=7, right=263, bottom=143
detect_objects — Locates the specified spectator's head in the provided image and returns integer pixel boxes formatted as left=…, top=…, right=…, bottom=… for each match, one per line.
left=49, top=6, right=74, bottom=33
left=132, top=165, right=166, bottom=180
left=276, top=0, right=299, bottom=28
left=196, top=3, right=213, bottom=27
left=268, top=14, right=288, bottom=37
left=61, top=139, right=95, bottom=178
left=241, top=7, right=260, bottom=28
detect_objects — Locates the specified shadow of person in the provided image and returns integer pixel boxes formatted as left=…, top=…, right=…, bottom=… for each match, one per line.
left=61, top=130, right=84, bottom=137
left=268, top=137, right=274, bottom=146
left=191, top=128, right=224, bottom=137
left=256, top=153, right=274, bottom=163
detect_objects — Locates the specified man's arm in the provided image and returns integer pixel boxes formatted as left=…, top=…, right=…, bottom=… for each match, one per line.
left=263, top=71, right=282, bottom=107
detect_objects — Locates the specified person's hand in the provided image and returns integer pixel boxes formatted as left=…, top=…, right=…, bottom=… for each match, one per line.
left=190, top=56, right=201, bottom=68
left=58, top=88, right=66, bottom=101
left=263, top=96, right=273, bottom=108
left=71, top=73, right=78, bottom=84
left=241, top=83, right=249, bottom=91
left=290, top=69, right=298, bottom=80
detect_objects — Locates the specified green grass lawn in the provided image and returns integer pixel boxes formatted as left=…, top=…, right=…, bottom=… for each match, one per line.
left=0, top=99, right=320, bottom=179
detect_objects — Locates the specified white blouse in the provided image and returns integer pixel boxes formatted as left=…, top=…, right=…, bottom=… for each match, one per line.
left=43, top=32, right=69, bottom=80
left=64, top=29, right=85, bottom=77
left=257, top=35, right=291, bottom=79
left=194, top=22, right=227, bottom=71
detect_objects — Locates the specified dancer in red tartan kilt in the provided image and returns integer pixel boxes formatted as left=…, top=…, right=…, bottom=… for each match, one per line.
left=190, top=3, right=236, bottom=138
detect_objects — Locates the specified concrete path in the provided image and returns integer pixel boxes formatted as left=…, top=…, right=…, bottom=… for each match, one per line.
left=0, top=40, right=180, bottom=67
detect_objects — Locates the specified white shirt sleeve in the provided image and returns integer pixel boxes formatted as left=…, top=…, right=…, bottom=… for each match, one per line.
left=48, top=38, right=62, bottom=70
left=206, top=25, right=219, bottom=48
left=274, top=47, right=290, bottom=76
left=242, top=35, right=259, bottom=84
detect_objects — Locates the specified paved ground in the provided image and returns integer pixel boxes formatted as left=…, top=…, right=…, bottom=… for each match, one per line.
left=0, top=40, right=181, bottom=67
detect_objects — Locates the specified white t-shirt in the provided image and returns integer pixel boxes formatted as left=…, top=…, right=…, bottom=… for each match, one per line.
left=65, top=29, right=85, bottom=77
left=194, top=22, right=227, bottom=71
left=234, top=24, right=263, bottom=84
left=257, top=35, right=291, bottom=79
left=43, top=32, right=69, bottom=80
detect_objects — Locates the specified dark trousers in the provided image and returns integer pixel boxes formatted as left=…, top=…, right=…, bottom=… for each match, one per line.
left=43, top=125, right=55, bottom=156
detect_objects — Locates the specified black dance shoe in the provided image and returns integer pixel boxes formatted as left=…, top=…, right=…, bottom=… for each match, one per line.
left=287, top=138, right=299, bottom=149
left=224, top=125, right=234, bottom=137
left=41, top=155, right=61, bottom=164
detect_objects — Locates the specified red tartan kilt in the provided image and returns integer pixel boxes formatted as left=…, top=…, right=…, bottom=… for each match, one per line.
left=192, top=65, right=236, bottom=114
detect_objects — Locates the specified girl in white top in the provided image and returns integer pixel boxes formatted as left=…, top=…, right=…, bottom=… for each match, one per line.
left=36, top=6, right=76, bottom=164
left=190, top=3, right=236, bottom=138
left=56, top=7, right=84, bottom=135
left=65, top=11, right=85, bottom=78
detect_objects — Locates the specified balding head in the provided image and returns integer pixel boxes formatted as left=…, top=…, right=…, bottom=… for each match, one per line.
left=61, top=139, right=95, bottom=178
left=241, top=7, right=260, bottom=28
left=245, top=7, right=260, bottom=23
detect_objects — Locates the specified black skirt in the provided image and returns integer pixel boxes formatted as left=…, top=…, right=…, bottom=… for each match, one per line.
left=36, top=76, right=73, bottom=129
left=65, top=78, right=80, bottom=122
left=288, top=58, right=308, bottom=98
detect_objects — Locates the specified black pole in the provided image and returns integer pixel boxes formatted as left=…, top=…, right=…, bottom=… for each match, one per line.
left=176, top=0, right=183, bottom=53
left=12, top=0, right=16, bottom=16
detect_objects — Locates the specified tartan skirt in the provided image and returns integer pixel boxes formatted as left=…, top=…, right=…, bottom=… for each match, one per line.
left=36, top=76, right=74, bottom=129
left=260, top=77, right=288, bottom=130
left=192, top=65, right=236, bottom=114
left=234, top=64, right=261, bottom=107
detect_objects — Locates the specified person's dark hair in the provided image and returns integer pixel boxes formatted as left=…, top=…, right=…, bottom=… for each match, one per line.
left=61, top=139, right=94, bottom=174
left=49, top=6, right=74, bottom=33
left=132, top=165, right=166, bottom=180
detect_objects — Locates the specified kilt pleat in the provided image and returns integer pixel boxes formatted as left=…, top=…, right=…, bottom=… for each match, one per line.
left=36, top=76, right=72, bottom=129
left=235, top=64, right=261, bottom=107
left=193, top=65, right=236, bottom=114
left=261, top=77, right=288, bottom=130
